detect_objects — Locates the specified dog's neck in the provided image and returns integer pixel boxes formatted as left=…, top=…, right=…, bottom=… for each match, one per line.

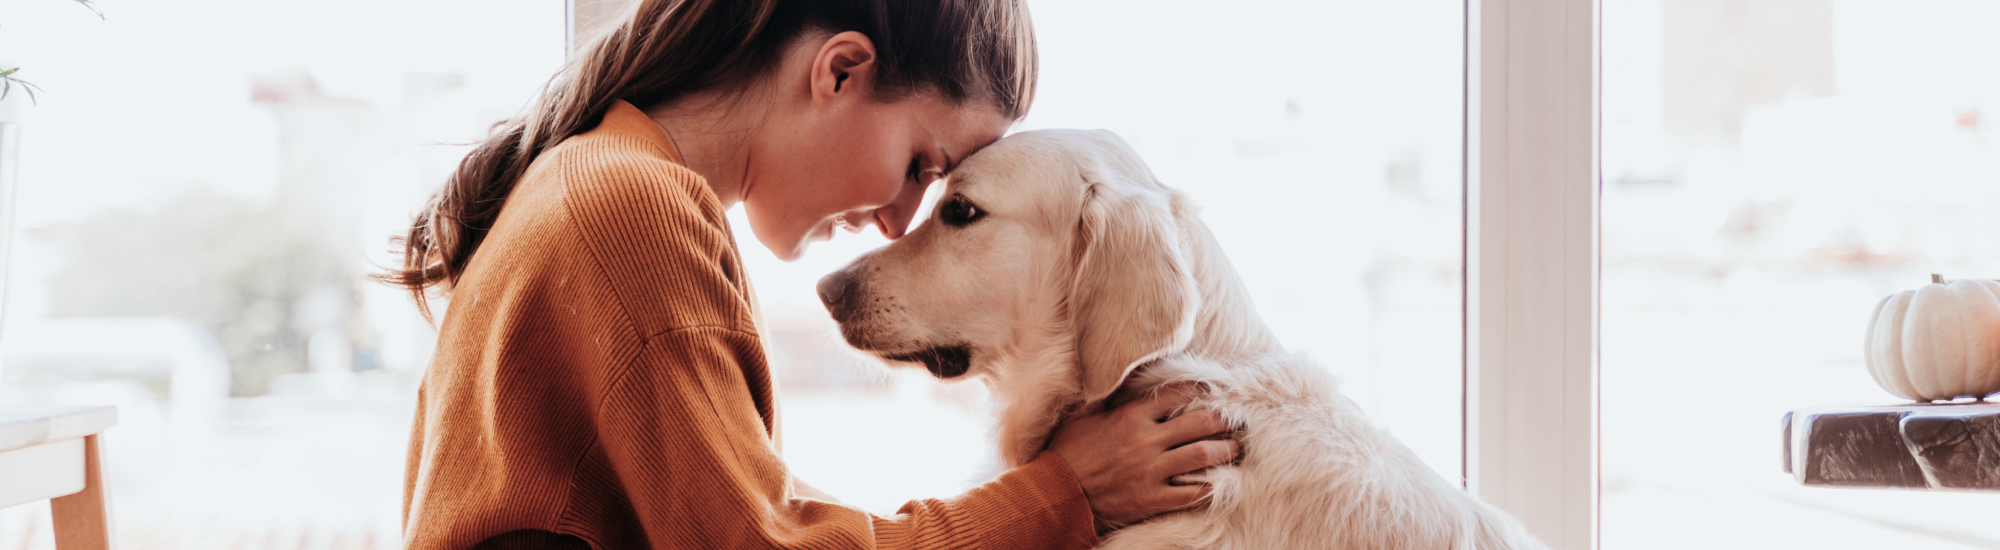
left=988, top=215, right=1282, bottom=467
left=1176, top=218, right=1283, bottom=364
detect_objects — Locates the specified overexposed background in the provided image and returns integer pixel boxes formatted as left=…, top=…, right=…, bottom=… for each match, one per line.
left=1600, top=0, right=2000, bottom=547
left=3, top=0, right=1993, bottom=549
left=0, top=0, right=567, bottom=546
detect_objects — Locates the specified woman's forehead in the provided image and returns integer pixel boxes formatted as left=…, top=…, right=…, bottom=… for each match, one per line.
left=912, top=98, right=1012, bottom=150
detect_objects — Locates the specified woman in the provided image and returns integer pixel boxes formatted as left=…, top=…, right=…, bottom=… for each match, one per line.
left=384, top=1, right=1239, bottom=548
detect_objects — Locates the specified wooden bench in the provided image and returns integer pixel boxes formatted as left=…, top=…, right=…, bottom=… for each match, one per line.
left=0, top=406, right=118, bottom=549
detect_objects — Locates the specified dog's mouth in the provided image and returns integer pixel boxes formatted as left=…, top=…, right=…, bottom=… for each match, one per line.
left=883, top=346, right=972, bottom=379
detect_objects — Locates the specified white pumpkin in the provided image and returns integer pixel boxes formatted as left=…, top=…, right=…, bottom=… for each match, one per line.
left=1864, top=277, right=2000, bottom=401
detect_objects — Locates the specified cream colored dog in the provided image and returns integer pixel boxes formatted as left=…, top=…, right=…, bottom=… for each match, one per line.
left=816, top=129, right=1547, bottom=550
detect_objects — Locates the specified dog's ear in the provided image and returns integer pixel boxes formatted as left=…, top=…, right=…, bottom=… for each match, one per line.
left=1071, top=181, right=1200, bottom=403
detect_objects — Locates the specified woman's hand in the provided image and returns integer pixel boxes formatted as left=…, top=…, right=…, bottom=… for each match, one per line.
left=1047, top=383, right=1240, bottom=530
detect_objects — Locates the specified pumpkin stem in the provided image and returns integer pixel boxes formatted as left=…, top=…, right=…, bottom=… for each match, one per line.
left=1932, top=273, right=1945, bottom=284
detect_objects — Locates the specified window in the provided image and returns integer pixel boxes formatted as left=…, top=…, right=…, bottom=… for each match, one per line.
left=0, top=0, right=564, bottom=545
left=1602, top=0, right=2000, bottom=547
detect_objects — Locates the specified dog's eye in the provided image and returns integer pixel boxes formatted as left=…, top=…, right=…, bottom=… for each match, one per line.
left=938, top=196, right=986, bottom=227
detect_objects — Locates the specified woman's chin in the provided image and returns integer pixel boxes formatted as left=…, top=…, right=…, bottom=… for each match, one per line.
left=767, top=225, right=832, bottom=262
left=771, top=237, right=812, bottom=262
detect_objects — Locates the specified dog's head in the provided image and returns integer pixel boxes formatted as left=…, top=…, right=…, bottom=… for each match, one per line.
left=818, top=129, right=1200, bottom=403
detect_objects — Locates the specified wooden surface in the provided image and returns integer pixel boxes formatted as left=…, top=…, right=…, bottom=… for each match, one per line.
left=0, top=406, right=119, bottom=550
left=51, top=435, right=115, bottom=550
left=1784, top=402, right=2000, bottom=491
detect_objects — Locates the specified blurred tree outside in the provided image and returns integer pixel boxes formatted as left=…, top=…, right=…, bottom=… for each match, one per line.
left=33, top=186, right=364, bottom=396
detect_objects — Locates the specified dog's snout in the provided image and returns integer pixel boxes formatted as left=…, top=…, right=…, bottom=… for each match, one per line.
left=816, top=270, right=859, bottom=314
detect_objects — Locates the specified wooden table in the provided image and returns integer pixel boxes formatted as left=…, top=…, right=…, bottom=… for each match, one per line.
left=1784, top=402, right=1999, bottom=491
left=0, top=406, right=118, bottom=549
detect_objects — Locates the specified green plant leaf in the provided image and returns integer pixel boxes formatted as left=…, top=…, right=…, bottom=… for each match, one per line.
left=1, top=70, right=44, bottom=105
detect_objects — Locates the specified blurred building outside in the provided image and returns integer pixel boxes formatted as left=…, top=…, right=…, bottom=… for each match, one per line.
left=0, top=69, right=497, bottom=549
left=0, top=0, right=566, bottom=547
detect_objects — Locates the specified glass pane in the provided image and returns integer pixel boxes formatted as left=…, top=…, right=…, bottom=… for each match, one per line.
left=1603, top=0, right=2000, bottom=547
left=770, top=0, right=1466, bottom=514
left=0, top=0, right=564, bottom=545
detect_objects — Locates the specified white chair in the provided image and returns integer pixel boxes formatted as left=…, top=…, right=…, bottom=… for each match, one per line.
left=0, top=405, right=117, bottom=549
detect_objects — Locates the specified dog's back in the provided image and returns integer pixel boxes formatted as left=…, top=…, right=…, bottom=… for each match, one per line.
left=1102, top=354, right=1547, bottom=550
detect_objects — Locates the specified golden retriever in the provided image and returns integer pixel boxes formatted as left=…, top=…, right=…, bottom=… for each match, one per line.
left=817, top=129, right=1546, bottom=550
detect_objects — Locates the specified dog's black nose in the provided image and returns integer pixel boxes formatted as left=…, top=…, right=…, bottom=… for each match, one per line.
left=817, top=270, right=858, bottom=313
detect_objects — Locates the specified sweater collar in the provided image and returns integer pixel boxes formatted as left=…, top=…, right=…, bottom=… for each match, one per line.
left=597, top=99, right=685, bottom=165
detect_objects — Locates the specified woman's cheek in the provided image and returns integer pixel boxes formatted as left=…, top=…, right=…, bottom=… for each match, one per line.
left=829, top=163, right=895, bottom=213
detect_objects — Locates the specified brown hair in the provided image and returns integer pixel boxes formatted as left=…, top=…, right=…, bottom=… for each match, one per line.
left=380, top=0, right=1037, bottom=319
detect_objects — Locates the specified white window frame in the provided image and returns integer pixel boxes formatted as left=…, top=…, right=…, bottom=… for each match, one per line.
left=1464, top=0, right=1600, bottom=548
left=563, top=0, right=1608, bottom=546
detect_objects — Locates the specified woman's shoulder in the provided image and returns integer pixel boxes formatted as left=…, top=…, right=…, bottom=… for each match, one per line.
left=538, top=103, right=719, bottom=221
left=526, top=103, right=716, bottom=230
left=540, top=133, right=720, bottom=226
left=520, top=117, right=753, bottom=338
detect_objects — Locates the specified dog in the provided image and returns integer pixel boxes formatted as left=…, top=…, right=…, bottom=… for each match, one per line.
left=816, top=129, right=1547, bottom=549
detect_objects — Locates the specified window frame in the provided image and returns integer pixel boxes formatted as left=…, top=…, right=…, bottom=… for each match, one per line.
left=1463, top=0, right=1601, bottom=547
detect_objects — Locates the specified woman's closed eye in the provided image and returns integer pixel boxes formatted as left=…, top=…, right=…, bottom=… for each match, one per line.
left=938, top=195, right=986, bottom=227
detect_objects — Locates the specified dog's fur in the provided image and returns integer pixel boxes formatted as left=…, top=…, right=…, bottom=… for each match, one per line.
left=819, top=129, right=1547, bottom=549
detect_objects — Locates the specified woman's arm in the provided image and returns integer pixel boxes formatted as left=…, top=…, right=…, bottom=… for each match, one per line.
left=598, top=327, right=1098, bottom=550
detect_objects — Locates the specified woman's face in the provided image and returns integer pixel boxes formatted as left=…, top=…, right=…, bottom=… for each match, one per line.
left=745, top=93, right=1012, bottom=261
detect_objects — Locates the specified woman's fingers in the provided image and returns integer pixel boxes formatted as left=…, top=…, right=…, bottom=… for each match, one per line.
left=1158, top=408, right=1231, bottom=445
left=1049, top=381, right=1239, bottom=527
left=1158, top=439, right=1239, bottom=479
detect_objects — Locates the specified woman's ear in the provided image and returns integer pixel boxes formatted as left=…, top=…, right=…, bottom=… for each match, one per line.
left=811, top=31, right=878, bottom=107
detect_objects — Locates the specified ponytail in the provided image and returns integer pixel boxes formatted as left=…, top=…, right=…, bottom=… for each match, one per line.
left=380, top=0, right=1037, bottom=320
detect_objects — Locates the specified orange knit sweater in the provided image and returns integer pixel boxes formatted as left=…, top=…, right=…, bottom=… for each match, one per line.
left=402, top=101, right=1100, bottom=550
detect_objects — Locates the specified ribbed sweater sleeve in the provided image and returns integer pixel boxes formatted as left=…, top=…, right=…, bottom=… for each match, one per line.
left=871, top=453, right=1101, bottom=550
left=600, top=327, right=1101, bottom=550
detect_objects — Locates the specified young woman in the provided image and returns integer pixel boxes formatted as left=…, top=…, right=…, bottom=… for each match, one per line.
left=384, top=1, right=1240, bottom=548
